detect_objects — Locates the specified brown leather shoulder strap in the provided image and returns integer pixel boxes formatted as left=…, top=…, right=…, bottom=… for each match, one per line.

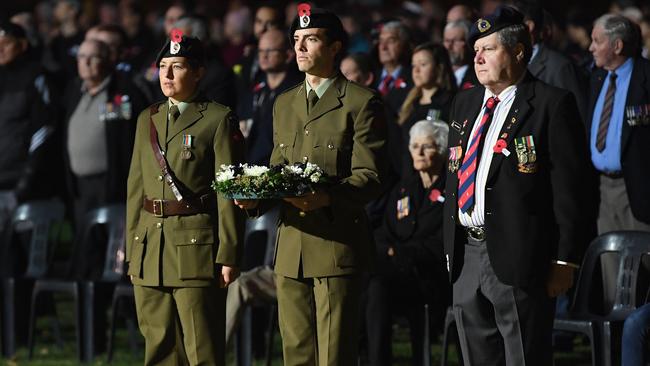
left=148, top=105, right=185, bottom=201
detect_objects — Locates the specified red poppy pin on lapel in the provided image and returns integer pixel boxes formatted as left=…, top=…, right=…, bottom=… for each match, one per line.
left=429, top=189, right=445, bottom=203
left=493, top=138, right=510, bottom=156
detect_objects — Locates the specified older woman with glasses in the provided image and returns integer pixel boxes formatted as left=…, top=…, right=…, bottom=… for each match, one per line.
left=364, top=119, right=451, bottom=366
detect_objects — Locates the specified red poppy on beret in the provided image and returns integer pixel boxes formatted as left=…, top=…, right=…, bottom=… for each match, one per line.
left=170, top=28, right=183, bottom=43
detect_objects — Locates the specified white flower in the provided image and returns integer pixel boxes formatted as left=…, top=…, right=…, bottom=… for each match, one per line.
left=310, top=172, right=321, bottom=183
left=243, top=165, right=269, bottom=177
left=283, top=165, right=303, bottom=175
left=215, top=168, right=235, bottom=182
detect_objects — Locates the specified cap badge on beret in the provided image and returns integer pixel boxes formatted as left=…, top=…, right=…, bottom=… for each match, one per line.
left=170, top=28, right=184, bottom=55
left=297, top=3, right=311, bottom=28
left=477, top=19, right=491, bottom=33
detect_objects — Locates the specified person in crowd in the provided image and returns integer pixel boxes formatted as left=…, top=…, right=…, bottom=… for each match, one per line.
left=565, top=8, right=595, bottom=71
left=120, top=3, right=156, bottom=71
left=398, top=43, right=456, bottom=133
left=126, top=31, right=245, bottom=365
left=0, top=21, right=59, bottom=350
left=62, top=38, right=146, bottom=352
left=174, top=15, right=237, bottom=109
left=44, top=0, right=84, bottom=88
left=446, top=4, right=477, bottom=23
left=443, top=20, right=479, bottom=90
left=513, top=1, right=588, bottom=121
left=375, top=20, right=413, bottom=116
left=587, top=13, right=650, bottom=307
left=221, top=7, right=253, bottom=68
left=340, top=52, right=375, bottom=86
left=622, top=301, right=650, bottom=366
left=366, top=119, right=450, bottom=366
left=235, top=5, right=387, bottom=365
left=246, top=28, right=300, bottom=165
left=397, top=42, right=456, bottom=177
left=443, top=6, right=591, bottom=365
left=63, top=38, right=145, bottom=237
left=234, top=4, right=284, bottom=128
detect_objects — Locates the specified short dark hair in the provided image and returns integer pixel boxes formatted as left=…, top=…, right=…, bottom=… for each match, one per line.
left=94, top=24, right=127, bottom=50
left=497, top=24, right=532, bottom=64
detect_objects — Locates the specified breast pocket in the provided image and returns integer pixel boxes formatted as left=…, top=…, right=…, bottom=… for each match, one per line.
left=174, top=228, right=215, bottom=280
left=276, top=132, right=297, bottom=163
left=312, top=133, right=352, bottom=175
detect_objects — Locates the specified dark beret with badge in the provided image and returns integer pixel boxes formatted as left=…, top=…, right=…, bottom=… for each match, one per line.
left=0, top=21, right=27, bottom=39
left=468, top=5, right=525, bottom=45
left=289, top=3, right=348, bottom=50
left=155, top=28, right=206, bottom=67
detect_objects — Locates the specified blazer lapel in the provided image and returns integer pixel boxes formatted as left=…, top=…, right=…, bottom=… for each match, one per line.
left=588, top=68, right=607, bottom=142
left=306, top=75, right=345, bottom=125
left=291, top=82, right=308, bottom=123
left=455, top=87, right=486, bottom=155
left=166, top=102, right=207, bottom=144
left=622, top=58, right=648, bottom=153
left=151, top=102, right=168, bottom=146
left=486, top=75, right=534, bottom=183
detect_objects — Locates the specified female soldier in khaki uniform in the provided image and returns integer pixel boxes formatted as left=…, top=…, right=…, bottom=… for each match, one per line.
left=126, top=31, right=245, bottom=365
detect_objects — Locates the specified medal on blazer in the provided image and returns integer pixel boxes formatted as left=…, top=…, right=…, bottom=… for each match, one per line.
left=397, top=196, right=410, bottom=220
left=181, top=134, right=193, bottom=160
left=514, top=135, right=537, bottom=173
left=448, top=146, right=462, bottom=173
left=626, top=104, right=650, bottom=126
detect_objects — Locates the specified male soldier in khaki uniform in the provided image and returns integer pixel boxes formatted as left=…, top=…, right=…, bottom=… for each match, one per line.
left=126, top=30, right=245, bottom=365
left=237, top=4, right=387, bottom=365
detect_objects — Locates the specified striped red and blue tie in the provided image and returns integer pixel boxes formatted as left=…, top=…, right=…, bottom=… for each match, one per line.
left=458, top=96, right=500, bottom=214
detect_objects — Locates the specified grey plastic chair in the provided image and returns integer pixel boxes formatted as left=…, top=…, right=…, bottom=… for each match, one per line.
left=0, top=200, right=65, bottom=359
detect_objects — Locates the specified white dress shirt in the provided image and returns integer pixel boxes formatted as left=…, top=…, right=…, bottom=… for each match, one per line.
left=459, top=85, right=518, bottom=227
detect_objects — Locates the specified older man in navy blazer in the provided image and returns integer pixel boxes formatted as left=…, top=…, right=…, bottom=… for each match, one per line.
left=443, top=6, right=591, bottom=365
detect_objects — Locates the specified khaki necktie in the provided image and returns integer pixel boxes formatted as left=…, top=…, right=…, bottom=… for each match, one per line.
left=169, top=104, right=180, bottom=124
left=307, top=89, right=319, bottom=114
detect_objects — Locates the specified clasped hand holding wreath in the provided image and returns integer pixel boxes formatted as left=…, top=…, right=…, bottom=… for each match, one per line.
left=212, top=162, right=329, bottom=199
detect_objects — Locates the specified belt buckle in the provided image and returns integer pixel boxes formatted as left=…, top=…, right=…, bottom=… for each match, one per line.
left=152, top=199, right=164, bottom=217
left=467, top=226, right=486, bottom=241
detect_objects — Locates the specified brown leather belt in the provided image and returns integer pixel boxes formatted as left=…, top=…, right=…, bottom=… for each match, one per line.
left=143, top=194, right=215, bottom=217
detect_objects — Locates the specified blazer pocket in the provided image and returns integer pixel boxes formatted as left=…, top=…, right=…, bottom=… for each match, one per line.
left=313, top=133, right=351, bottom=175
left=127, top=228, right=147, bottom=278
left=277, top=132, right=297, bottom=163
left=175, top=228, right=215, bottom=280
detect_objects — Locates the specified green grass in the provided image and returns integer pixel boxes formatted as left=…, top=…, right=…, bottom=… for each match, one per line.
left=2, top=295, right=595, bottom=365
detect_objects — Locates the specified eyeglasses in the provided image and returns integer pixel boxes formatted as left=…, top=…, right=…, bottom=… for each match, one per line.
left=409, top=143, right=437, bottom=152
left=257, top=48, right=284, bottom=55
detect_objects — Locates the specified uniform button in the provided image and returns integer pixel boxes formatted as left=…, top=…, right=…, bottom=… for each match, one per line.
left=303, top=156, right=308, bottom=163
left=280, top=143, right=285, bottom=148
left=134, top=236, right=140, bottom=241
left=299, top=211, right=306, bottom=217
left=191, top=238, right=197, bottom=244
left=161, top=151, right=165, bottom=156
left=156, top=222, right=162, bottom=229
left=353, top=218, right=359, bottom=224
left=328, top=143, right=334, bottom=149
left=157, top=175, right=163, bottom=181
left=305, top=130, right=310, bottom=135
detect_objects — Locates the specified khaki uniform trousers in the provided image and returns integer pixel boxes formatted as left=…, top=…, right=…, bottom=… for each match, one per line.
left=134, top=284, right=226, bottom=365
left=276, top=274, right=361, bottom=366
